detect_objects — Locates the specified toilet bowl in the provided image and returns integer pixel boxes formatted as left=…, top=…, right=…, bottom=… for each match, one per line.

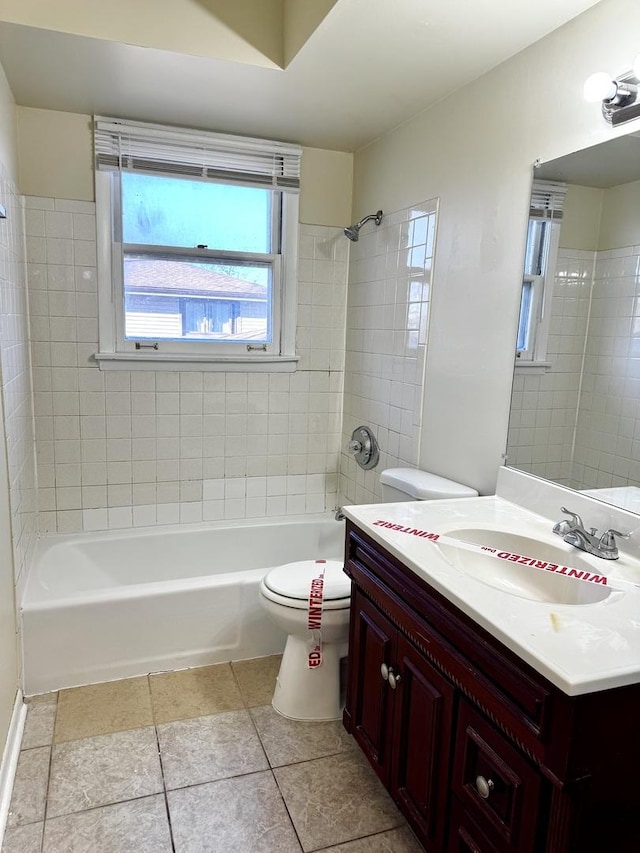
left=259, top=559, right=350, bottom=721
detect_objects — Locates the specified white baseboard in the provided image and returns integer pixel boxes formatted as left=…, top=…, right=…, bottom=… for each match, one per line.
left=0, top=691, right=26, bottom=847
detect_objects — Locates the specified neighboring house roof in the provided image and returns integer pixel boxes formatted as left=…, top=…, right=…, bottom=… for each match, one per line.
left=124, top=258, right=268, bottom=301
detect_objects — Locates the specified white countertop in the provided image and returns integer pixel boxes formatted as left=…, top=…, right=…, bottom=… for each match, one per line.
left=343, top=495, right=640, bottom=696
left=582, top=485, right=640, bottom=513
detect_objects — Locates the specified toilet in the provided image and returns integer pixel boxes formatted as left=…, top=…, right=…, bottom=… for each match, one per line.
left=259, top=559, right=351, bottom=721
left=259, top=468, right=478, bottom=722
left=379, top=467, right=479, bottom=502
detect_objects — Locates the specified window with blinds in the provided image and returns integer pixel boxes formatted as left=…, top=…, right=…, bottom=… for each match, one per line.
left=516, top=180, right=566, bottom=365
left=94, top=117, right=302, bottom=370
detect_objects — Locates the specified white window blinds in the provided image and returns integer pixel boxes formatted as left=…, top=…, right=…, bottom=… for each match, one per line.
left=94, top=116, right=302, bottom=191
left=529, top=180, right=567, bottom=221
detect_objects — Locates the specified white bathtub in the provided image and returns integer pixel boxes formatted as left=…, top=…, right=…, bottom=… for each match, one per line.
left=22, top=514, right=345, bottom=695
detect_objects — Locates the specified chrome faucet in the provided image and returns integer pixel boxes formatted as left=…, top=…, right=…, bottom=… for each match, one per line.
left=552, top=507, right=630, bottom=560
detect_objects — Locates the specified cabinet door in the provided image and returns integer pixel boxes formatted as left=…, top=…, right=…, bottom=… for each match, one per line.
left=346, top=588, right=397, bottom=784
left=391, top=632, right=455, bottom=851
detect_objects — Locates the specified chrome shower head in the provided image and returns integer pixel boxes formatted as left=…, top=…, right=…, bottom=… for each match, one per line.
left=344, top=209, right=383, bottom=241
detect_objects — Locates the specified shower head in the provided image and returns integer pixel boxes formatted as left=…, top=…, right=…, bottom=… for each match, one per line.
left=344, top=209, right=383, bottom=241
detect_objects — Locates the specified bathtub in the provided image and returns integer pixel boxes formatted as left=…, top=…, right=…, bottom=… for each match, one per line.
left=22, top=513, right=345, bottom=695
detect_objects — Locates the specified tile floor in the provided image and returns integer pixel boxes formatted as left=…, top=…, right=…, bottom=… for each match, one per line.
left=2, top=657, right=423, bottom=853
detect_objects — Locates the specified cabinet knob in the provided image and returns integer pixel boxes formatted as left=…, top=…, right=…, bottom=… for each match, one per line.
left=388, top=670, right=401, bottom=690
left=475, top=775, right=494, bottom=799
left=380, top=662, right=389, bottom=681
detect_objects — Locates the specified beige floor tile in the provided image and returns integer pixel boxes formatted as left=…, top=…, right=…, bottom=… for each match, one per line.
left=231, top=655, right=282, bottom=707
left=149, top=663, right=244, bottom=724
left=47, top=727, right=163, bottom=817
left=42, top=794, right=172, bottom=853
left=22, top=693, right=58, bottom=750
left=6, top=747, right=50, bottom=829
left=250, top=704, right=356, bottom=767
left=317, top=825, right=424, bottom=852
left=157, top=710, right=268, bottom=790
left=54, top=677, right=153, bottom=743
left=168, top=771, right=302, bottom=853
left=274, top=750, right=402, bottom=852
left=1, top=820, right=44, bottom=853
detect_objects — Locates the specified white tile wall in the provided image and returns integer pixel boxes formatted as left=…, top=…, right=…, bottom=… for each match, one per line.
left=0, top=175, right=38, bottom=595
left=25, top=197, right=348, bottom=531
left=339, top=200, right=437, bottom=504
left=508, top=244, right=640, bottom=491
left=507, top=248, right=594, bottom=485
left=572, top=245, right=640, bottom=490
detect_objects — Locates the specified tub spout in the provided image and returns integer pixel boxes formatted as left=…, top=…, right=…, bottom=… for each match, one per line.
left=335, top=508, right=346, bottom=521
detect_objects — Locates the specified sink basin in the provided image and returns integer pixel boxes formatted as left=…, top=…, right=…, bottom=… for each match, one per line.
left=436, top=529, right=612, bottom=605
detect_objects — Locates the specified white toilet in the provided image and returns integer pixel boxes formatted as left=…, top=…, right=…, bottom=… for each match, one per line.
left=259, top=468, right=478, bottom=722
left=379, top=467, right=479, bottom=502
left=259, top=559, right=351, bottom=721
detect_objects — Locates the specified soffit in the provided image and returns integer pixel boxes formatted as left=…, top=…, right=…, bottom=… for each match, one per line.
left=0, top=0, right=339, bottom=69
left=0, top=0, right=602, bottom=152
left=537, top=133, right=640, bottom=188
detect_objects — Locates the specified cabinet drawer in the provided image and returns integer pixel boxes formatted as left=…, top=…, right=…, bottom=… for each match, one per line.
left=448, top=800, right=502, bottom=853
left=453, top=701, right=543, bottom=852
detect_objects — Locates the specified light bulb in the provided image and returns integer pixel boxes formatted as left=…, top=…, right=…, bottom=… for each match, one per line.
left=633, top=53, right=640, bottom=78
left=583, top=71, right=617, bottom=103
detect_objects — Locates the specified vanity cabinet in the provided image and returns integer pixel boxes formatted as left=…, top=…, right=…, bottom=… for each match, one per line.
left=343, top=521, right=640, bottom=853
left=348, top=588, right=453, bottom=849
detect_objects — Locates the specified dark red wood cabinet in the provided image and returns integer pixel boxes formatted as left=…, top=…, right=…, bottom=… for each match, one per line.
left=343, top=521, right=640, bottom=852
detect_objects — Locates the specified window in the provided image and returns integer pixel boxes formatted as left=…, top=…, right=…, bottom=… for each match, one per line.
left=516, top=180, right=566, bottom=366
left=94, top=117, right=302, bottom=370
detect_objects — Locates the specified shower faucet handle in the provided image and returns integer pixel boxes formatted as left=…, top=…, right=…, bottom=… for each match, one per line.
left=348, top=426, right=379, bottom=470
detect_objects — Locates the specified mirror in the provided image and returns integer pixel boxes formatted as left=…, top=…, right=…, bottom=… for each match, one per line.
left=506, top=133, right=640, bottom=514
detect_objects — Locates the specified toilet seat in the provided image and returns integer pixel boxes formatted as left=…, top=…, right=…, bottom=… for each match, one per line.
left=261, top=559, right=350, bottom=611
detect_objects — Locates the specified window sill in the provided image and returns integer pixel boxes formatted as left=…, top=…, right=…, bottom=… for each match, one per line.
left=94, top=352, right=299, bottom=372
left=514, top=360, right=552, bottom=376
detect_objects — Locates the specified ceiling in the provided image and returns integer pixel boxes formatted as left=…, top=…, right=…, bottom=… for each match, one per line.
left=0, top=0, right=602, bottom=152
left=537, top=133, right=640, bottom=187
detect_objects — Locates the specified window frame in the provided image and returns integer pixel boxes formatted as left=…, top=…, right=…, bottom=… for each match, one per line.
left=515, top=181, right=565, bottom=370
left=94, top=119, right=300, bottom=372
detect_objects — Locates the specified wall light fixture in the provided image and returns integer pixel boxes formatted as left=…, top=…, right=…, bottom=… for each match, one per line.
left=583, top=54, right=640, bottom=125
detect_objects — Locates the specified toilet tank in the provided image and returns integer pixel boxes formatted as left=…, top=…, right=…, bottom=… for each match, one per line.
left=380, top=468, right=478, bottom=502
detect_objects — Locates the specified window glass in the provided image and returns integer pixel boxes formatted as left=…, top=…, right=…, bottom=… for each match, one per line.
left=122, top=253, right=272, bottom=343
left=523, top=219, right=547, bottom=276
left=517, top=279, right=533, bottom=352
left=121, top=173, right=272, bottom=253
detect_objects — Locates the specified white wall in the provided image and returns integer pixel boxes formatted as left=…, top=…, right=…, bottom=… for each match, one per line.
left=0, top=60, right=20, bottom=756
left=352, top=0, right=640, bottom=495
left=16, top=108, right=354, bottom=226
left=559, top=184, right=602, bottom=250
left=598, top=178, right=640, bottom=250
left=17, top=109, right=94, bottom=202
